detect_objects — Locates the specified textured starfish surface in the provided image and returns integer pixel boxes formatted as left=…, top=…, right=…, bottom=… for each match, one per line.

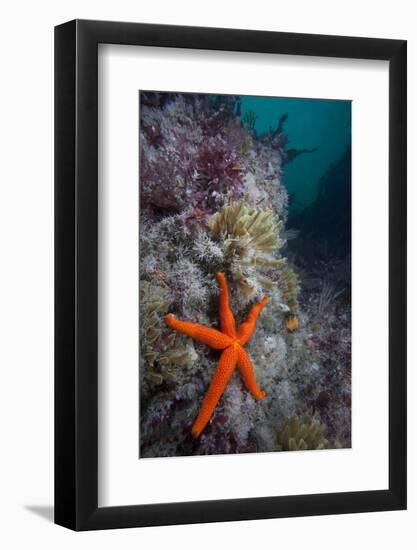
left=165, top=272, right=268, bottom=438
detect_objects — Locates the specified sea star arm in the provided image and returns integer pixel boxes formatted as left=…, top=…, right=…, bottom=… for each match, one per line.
left=165, top=314, right=232, bottom=349
left=192, top=345, right=239, bottom=437
left=237, top=296, right=269, bottom=345
left=216, top=272, right=237, bottom=338
left=237, top=347, right=266, bottom=400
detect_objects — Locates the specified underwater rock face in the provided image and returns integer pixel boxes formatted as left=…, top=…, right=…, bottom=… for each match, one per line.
left=139, top=92, right=351, bottom=457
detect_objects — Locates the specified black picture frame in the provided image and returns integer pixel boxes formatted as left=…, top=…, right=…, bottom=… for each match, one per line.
left=55, top=19, right=407, bottom=531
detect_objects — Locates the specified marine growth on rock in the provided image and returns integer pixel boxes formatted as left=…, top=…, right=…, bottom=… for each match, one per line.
left=139, top=91, right=352, bottom=458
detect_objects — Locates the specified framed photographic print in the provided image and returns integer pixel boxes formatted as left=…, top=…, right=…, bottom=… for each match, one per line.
left=55, top=20, right=407, bottom=530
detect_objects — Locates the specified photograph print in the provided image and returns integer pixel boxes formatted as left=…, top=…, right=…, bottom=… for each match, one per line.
left=139, top=91, right=351, bottom=458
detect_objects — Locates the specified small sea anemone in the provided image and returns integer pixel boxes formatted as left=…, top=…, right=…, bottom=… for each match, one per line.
left=140, top=281, right=172, bottom=359
left=140, top=280, right=199, bottom=386
left=140, top=280, right=174, bottom=384
left=276, top=410, right=328, bottom=451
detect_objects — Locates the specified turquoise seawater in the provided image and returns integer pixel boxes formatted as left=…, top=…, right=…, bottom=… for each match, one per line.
left=240, top=96, right=351, bottom=212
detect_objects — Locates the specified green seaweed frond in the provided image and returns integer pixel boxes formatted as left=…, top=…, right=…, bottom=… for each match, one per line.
left=276, top=410, right=328, bottom=451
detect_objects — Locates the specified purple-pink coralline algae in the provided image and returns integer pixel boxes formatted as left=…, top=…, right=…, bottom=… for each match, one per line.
left=140, top=93, right=286, bottom=215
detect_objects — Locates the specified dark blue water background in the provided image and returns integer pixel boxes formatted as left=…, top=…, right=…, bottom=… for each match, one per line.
left=240, top=96, right=351, bottom=213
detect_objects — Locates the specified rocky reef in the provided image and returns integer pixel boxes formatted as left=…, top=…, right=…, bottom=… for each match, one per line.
left=139, top=92, right=351, bottom=457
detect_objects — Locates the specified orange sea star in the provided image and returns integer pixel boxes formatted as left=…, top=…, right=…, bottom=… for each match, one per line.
left=165, top=272, right=268, bottom=438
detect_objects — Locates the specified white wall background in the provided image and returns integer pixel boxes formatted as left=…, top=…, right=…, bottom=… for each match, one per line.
left=0, top=0, right=415, bottom=548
